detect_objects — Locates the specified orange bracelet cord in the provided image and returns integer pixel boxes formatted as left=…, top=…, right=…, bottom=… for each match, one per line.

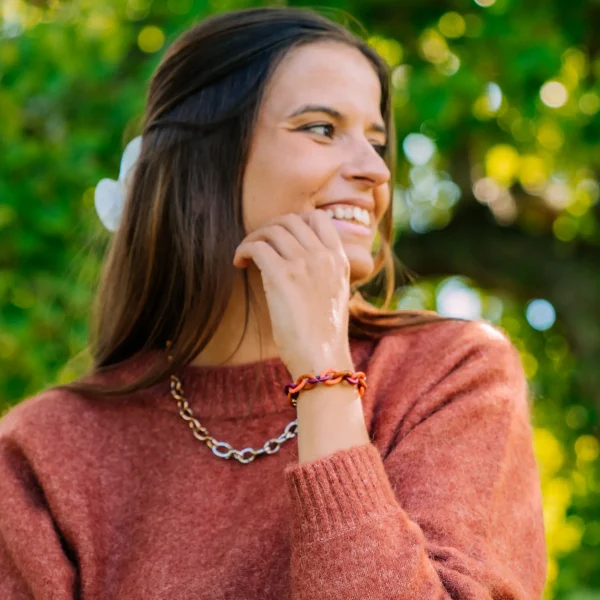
left=284, top=368, right=367, bottom=408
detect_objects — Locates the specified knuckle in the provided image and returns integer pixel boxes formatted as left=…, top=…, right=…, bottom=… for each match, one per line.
left=271, top=223, right=289, bottom=234
left=268, top=213, right=298, bottom=227
left=321, top=248, right=335, bottom=261
left=281, top=213, right=301, bottom=223
left=317, top=248, right=336, bottom=269
left=294, top=256, right=310, bottom=275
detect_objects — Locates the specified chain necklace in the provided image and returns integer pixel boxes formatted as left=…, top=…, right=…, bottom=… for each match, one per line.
left=166, top=342, right=366, bottom=465
left=169, top=373, right=298, bottom=465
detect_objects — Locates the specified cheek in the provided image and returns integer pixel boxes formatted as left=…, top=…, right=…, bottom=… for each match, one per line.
left=242, top=141, right=336, bottom=232
left=262, top=136, right=333, bottom=192
left=374, top=183, right=391, bottom=221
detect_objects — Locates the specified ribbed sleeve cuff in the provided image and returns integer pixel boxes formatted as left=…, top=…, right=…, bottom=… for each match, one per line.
left=283, top=443, right=402, bottom=545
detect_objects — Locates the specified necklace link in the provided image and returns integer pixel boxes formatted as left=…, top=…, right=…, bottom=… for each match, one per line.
left=169, top=374, right=298, bottom=465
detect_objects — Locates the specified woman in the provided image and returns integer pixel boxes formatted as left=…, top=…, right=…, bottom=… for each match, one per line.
left=0, top=7, right=547, bottom=599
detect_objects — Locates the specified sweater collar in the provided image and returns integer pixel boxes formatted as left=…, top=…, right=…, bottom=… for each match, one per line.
left=110, top=337, right=375, bottom=420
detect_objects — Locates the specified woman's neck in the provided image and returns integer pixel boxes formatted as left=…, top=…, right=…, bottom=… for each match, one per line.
left=190, top=267, right=280, bottom=368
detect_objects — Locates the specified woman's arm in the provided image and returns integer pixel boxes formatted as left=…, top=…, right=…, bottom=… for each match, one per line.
left=0, top=422, right=77, bottom=599
left=283, top=324, right=547, bottom=600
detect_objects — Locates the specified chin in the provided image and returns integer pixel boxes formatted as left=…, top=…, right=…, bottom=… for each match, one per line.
left=346, top=253, right=375, bottom=285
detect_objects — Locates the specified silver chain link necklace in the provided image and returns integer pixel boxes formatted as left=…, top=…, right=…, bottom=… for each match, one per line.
left=168, top=372, right=298, bottom=465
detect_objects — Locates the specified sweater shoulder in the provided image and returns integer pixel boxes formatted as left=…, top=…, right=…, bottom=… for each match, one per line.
left=373, top=316, right=521, bottom=372
left=0, top=387, right=88, bottom=442
left=363, top=318, right=528, bottom=432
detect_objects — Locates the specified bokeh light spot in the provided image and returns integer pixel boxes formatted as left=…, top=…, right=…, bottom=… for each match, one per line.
left=391, top=65, right=410, bottom=89
left=534, top=428, right=564, bottom=476
left=540, top=81, right=568, bottom=108
left=553, top=216, right=578, bottom=241
left=403, top=134, right=436, bottom=165
left=438, top=12, right=466, bottom=38
left=368, top=36, right=403, bottom=67
left=526, top=299, right=556, bottom=331
left=520, top=352, right=539, bottom=378
left=419, top=29, right=449, bottom=64
left=575, top=435, right=600, bottom=462
left=566, top=406, right=588, bottom=430
left=485, top=144, right=520, bottom=186
left=437, top=53, right=461, bottom=76
left=486, top=83, right=502, bottom=112
left=555, top=517, right=584, bottom=553
left=543, top=183, right=571, bottom=211
left=579, top=92, right=600, bottom=115
left=436, top=278, right=482, bottom=320
left=536, top=121, right=564, bottom=150
left=519, top=155, right=548, bottom=192
left=138, top=25, right=165, bottom=53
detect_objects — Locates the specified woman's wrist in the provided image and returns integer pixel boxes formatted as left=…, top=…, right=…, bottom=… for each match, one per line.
left=288, top=347, right=354, bottom=381
left=295, top=381, right=370, bottom=464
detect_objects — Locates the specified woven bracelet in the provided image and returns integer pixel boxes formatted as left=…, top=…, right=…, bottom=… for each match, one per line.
left=284, top=368, right=367, bottom=408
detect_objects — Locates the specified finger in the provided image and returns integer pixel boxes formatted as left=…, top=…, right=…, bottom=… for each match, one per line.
left=233, top=239, right=286, bottom=271
left=262, top=213, right=323, bottom=252
left=303, top=209, right=345, bottom=252
left=236, top=224, right=306, bottom=262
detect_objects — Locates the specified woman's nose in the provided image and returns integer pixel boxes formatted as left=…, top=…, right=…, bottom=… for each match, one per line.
left=340, top=143, right=391, bottom=188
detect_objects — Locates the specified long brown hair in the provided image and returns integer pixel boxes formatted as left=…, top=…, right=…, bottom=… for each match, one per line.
left=56, top=6, right=462, bottom=399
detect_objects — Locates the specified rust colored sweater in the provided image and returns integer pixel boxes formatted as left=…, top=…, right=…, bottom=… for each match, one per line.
left=0, top=318, right=547, bottom=599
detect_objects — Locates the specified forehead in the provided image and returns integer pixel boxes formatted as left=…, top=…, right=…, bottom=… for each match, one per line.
left=261, top=41, right=383, bottom=116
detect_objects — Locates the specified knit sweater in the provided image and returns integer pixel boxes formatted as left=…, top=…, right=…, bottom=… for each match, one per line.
left=0, top=318, right=547, bottom=600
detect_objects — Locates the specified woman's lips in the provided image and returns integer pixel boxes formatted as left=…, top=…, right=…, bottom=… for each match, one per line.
left=330, top=218, right=372, bottom=237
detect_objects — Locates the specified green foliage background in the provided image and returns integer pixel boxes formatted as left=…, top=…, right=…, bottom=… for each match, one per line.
left=1, top=0, right=599, bottom=597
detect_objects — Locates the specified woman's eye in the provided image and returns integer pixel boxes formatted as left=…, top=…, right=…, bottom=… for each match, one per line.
left=301, top=123, right=335, bottom=138
left=372, top=144, right=388, bottom=158
left=300, top=123, right=388, bottom=158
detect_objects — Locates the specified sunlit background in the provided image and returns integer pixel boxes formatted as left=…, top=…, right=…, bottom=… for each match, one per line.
left=1, top=0, right=599, bottom=597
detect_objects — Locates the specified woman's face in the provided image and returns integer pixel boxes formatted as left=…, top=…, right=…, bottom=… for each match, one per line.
left=242, top=40, right=391, bottom=284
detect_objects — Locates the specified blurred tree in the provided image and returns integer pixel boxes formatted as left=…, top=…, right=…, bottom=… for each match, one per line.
left=0, top=0, right=598, bottom=597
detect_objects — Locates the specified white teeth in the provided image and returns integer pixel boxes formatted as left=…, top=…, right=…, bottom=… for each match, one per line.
left=325, top=205, right=371, bottom=226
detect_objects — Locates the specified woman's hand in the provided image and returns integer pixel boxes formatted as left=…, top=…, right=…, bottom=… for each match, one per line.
left=232, top=209, right=353, bottom=378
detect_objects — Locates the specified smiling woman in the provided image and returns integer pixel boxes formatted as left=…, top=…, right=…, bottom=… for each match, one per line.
left=0, top=6, right=546, bottom=600
left=58, top=6, right=451, bottom=386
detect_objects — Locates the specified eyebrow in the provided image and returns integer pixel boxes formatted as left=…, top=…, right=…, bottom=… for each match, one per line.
left=286, top=103, right=387, bottom=138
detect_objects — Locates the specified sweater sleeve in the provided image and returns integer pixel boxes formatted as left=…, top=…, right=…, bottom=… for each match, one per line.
left=0, top=417, right=77, bottom=599
left=283, top=323, right=547, bottom=600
